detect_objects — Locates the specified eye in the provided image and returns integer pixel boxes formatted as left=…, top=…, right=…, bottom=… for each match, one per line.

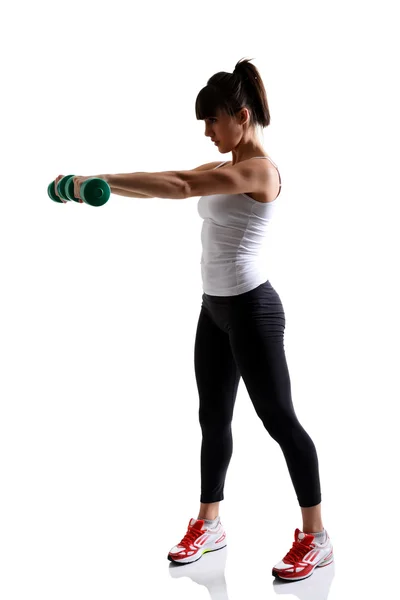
left=208, top=118, right=217, bottom=123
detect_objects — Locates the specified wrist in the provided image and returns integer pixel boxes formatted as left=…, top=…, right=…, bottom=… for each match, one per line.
left=96, top=174, right=111, bottom=184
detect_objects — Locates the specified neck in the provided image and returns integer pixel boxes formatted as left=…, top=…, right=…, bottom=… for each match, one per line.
left=231, top=139, right=266, bottom=165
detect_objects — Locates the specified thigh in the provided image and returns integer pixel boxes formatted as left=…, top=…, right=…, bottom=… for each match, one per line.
left=194, top=303, right=241, bottom=424
left=227, top=286, right=295, bottom=423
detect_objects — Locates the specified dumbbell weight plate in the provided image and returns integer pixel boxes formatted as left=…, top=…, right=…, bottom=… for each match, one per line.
left=79, top=178, right=110, bottom=206
left=47, top=180, right=64, bottom=203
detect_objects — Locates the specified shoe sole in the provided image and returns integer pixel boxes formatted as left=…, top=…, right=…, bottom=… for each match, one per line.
left=168, top=543, right=227, bottom=565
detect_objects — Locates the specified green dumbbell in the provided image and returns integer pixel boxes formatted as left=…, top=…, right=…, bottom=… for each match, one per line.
left=48, top=176, right=110, bottom=207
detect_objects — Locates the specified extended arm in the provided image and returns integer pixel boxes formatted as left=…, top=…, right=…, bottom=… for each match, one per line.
left=92, top=174, right=154, bottom=198
left=104, top=171, right=186, bottom=200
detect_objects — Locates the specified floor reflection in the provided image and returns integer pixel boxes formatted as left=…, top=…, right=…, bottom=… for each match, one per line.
left=169, top=546, right=335, bottom=599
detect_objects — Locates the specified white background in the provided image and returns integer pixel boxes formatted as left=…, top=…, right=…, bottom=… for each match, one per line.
left=1, top=1, right=399, bottom=598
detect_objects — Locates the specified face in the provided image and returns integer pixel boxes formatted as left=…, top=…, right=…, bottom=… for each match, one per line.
left=203, top=107, right=252, bottom=153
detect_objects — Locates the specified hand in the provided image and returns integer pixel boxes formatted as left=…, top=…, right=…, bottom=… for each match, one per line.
left=53, top=174, right=108, bottom=203
left=53, top=174, right=92, bottom=203
left=72, top=175, right=109, bottom=201
left=72, top=175, right=96, bottom=202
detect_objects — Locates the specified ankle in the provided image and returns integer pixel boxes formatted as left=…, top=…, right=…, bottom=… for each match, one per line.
left=198, top=514, right=219, bottom=521
left=303, top=525, right=324, bottom=533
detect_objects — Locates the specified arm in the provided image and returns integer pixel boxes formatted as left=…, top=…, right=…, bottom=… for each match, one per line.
left=102, top=163, right=222, bottom=199
left=93, top=174, right=154, bottom=198
left=104, top=171, right=187, bottom=200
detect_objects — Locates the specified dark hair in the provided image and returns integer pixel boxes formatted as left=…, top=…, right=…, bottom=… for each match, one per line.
left=195, top=57, right=271, bottom=131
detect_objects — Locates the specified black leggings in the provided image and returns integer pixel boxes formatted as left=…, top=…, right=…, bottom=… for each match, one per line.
left=194, top=279, right=321, bottom=508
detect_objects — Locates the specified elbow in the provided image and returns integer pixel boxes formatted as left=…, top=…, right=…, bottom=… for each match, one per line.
left=179, top=177, right=191, bottom=200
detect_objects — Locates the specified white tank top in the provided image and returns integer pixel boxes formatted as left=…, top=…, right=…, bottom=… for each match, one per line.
left=197, top=156, right=281, bottom=296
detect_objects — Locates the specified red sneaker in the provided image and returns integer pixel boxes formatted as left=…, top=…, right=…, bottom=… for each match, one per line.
left=272, top=528, right=334, bottom=581
left=168, top=517, right=227, bottom=564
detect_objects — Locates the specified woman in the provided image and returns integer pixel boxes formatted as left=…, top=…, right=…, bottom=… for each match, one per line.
left=167, top=57, right=334, bottom=582
left=65, top=57, right=334, bottom=582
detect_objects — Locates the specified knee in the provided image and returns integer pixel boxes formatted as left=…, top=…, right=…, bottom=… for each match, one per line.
left=199, top=410, right=232, bottom=433
left=261, top=413, right=301, bottom=443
